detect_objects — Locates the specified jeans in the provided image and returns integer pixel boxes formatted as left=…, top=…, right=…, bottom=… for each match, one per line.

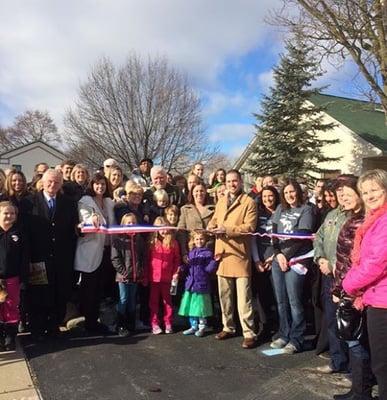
left=346, top=340, right=369, bottom=359
left=321, top=274, right=348, bottom=371
left=117, top=282, right=138, bottom=316
left=271, top=260, right=306, bottom=350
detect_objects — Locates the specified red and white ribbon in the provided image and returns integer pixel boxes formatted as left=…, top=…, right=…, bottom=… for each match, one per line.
left=81, top=224, right=314, bottom=241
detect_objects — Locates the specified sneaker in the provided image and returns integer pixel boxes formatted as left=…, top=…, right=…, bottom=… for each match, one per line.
left=270, top=338, right=288, bottom=349
left=314, top=365, right=334, bottom=374
left=335, top=376, right=352, bottom=388
left=195, top=329, right=205, bottom=337
left=283, top=343, right=298, bottom=354
left=152, top=326, right=163, bottom=335
left=118, top=326, right=130, bottom=337
left=183, top=327, right=197, bottom=335
left=165, top=326, right=173, bottom=334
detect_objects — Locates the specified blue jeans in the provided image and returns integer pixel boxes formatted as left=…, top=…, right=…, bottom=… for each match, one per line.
left=321, top=274, right=348, bottom=371
left=271, top=260, right=306, bottom=350
left=346, top=340, right=369, bottom=359
left=117, top=282, right=137, bottom=315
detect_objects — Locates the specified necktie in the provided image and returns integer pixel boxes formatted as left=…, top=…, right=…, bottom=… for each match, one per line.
left=48, top=197, right=55, bottom=216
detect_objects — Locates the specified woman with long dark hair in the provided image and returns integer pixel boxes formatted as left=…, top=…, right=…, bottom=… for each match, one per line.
left=251, top=186, right=280, bottom=340
left=270, top=179, right=315, bottom=354
left=74, top=172, right=115, bottom=333
left=331, top=180, right=371, bottom=400
left=178, top=183, right=215, bottom=260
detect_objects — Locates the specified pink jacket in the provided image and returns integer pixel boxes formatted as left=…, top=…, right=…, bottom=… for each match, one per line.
left=147, top=240, right=181, bottom=283
left=343, top=213, right=387, bottom=309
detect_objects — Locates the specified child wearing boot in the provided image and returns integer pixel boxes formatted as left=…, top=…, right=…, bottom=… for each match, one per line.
left=111, top=213, right=145, bottom=337
left=0, top=201, right=29, bottom=351
left=178, top=232, right=219, bottom=337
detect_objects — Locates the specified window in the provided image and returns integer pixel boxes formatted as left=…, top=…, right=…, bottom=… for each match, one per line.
left=12, top=164, right=22, bottom=171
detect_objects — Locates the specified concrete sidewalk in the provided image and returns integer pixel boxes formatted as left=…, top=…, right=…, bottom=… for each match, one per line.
left=0, top=338, right=41, bottom=400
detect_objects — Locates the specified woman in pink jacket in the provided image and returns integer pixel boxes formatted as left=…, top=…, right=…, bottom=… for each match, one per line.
left=343, top=169, right=387, bottom=400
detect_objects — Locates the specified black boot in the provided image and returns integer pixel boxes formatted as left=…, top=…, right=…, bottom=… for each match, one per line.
left=127, top=311, right=136, bottom=332
left=0, top=322, right=5, bottom=351
left=334, top=352, right=373, bottom=400
left=117, top=313, right=130, bottom=337
left=4, top=323, right=18, bottom=351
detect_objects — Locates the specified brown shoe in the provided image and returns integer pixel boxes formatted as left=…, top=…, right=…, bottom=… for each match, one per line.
left=215, top=331, right=235, bottom=340
left=242, top=337, right=257, bottom=349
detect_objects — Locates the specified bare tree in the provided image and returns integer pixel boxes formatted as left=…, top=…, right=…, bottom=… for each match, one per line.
left=0, top=125, right=11, bottom=150
left=271, top=0, right=387, bottom=121
left=65, top=55, right=218, bottom=172
left=6, top=110, right=60, bottom=147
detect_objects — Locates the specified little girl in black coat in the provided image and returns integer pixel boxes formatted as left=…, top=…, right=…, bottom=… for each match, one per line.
left=0, top=201, right=29, bottom=351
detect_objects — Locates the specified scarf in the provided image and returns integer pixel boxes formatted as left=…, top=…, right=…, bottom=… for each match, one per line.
left=351, top=202, right=387, bottom=266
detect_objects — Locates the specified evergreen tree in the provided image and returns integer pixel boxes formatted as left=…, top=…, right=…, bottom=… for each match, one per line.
left=247, top=35, right=339, bottom=178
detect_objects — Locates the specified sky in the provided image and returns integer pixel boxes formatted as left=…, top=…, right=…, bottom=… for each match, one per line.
left=0, top=0, right=367, bottom=162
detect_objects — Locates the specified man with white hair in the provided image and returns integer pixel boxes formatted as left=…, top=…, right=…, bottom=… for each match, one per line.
left=25, top=169, right=78, bottom=339
left=143, top=166, right=186, bottom=209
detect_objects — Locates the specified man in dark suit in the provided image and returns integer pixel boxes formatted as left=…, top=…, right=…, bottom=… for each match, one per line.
left=26, top=169, right=78, bottom=338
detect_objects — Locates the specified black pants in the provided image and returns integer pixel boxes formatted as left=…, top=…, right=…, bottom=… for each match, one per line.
left=367, top=307, right=387, bottom=400
left=28, top=284, right=68, bottom=335
left=80, top=266, right=103, bottom=329
left=100, top=246, right=117, bottom=301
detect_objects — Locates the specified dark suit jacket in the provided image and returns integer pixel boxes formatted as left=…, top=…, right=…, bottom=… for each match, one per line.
left=25, top=191, right=78, bottom=295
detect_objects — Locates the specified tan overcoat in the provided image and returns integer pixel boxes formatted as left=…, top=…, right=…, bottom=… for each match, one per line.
left=208, top=193, right=257, bottom=278
left=177, top=204, right=215, bottom=257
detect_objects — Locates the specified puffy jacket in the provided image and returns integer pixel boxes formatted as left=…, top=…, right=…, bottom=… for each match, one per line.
left=313, top=207, right=348, bottom=272
left=147, top=240, right=181, bottom=283
left=343, top=212, right=387, bottom=308
left=332, top=212, right=364, bottom=297
left=181, top=247, right=218, bottom=294
left=111, top=234, right=146, bottom=283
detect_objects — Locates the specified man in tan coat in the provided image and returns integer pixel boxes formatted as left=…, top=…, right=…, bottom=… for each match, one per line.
left=208, top=170, right=257, bottom=348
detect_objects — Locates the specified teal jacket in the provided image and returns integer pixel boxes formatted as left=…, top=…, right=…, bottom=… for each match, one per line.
left=313, top=207, right=348, bottom=272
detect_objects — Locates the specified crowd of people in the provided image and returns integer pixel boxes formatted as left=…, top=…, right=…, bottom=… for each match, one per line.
left=0, top=157, right=386, bottom=400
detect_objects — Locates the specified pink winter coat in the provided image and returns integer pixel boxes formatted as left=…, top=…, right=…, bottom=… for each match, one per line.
left=343, top=213, right=387, bottom=309
left=147, top=240, right=181, bottom=283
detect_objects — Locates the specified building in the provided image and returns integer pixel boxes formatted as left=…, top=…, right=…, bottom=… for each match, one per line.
left=234, top=93, right=387, bottom=185
left=0, top=140, right=66, bottom=180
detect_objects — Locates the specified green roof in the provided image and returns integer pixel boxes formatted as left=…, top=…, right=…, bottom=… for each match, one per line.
left=310, top=93, right=387, bottom=153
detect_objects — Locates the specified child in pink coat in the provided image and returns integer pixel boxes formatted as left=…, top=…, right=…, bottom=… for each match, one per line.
left=146, top=217, right=180, bottom=334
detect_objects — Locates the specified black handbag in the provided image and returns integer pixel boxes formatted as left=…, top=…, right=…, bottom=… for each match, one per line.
left=336, top=296, right=364, bottom=341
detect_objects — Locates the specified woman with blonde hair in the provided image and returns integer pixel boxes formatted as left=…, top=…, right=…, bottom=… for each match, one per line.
left=4, top=170, right=30, bottom=220
left=62, top=164, right=90, bottom=202
left=106, top=165, right=123, bottom=199
left=114, top=182, right=145, bottom=224
left=343, top=169, right=387, bottom=400
left=0, top=169, right=6, bottom=201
